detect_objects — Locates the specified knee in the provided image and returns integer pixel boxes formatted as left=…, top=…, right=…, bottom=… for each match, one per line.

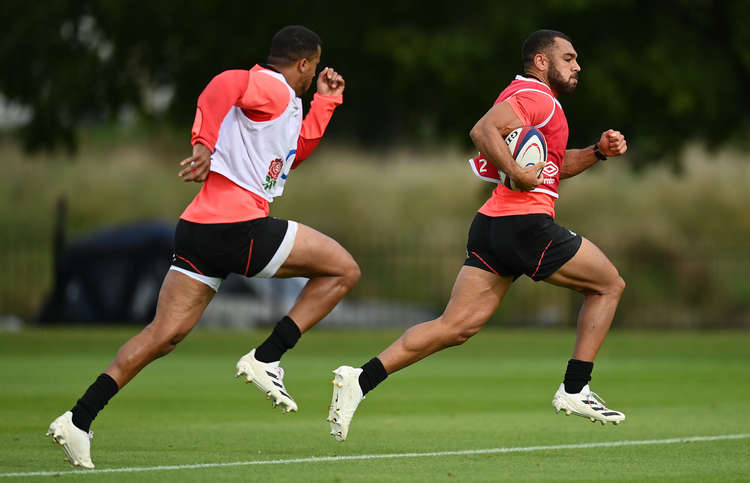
left=591, top=273, right=625, bottom=300
left=167, top=329, right=189, bottom=347
left=440, top=315, right=485, bottom=347
left=450, top=325, right=482, bottom=346
left=156, top=332, right=188, bottom=358
left=143, top=322, right=189, bottom=357
left=340, top=259, right=361, bottom=291
left=610, top=275, right=626, bottom=299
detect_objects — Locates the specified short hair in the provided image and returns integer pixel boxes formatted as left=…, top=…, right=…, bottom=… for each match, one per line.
left=267, top=25, right=322, bottom=66
left=522, top=30, right=572, bottom=70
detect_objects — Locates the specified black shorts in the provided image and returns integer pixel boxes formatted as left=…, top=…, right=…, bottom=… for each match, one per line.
left=171, top=217, right=297, bottom=288
left=464, top=213, right=582, bottom=281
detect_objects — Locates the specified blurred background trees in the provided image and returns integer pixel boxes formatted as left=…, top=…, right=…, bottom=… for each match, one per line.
left=2, top=0, right=749, bottom=164
left=3, top=0, right=750, bottom=327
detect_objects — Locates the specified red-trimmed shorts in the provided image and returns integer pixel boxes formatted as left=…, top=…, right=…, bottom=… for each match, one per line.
left=464, top=213, right=582, bottom=281
left=171, top=217, right=294, bottom=281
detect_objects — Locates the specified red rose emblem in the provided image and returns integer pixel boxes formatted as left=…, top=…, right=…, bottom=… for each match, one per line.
left=267, top=158, right=283, bottom=180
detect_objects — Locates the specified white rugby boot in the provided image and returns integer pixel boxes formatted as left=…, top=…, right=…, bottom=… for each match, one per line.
left=235, top=349, right=298, bottom=413
left=327, top=366, right=364, bottom=441
left=46, top=411, right=95, bottom=469
left=552, top=383, right=625, bottom=425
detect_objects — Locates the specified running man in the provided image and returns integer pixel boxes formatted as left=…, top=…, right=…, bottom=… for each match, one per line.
left=328, top=30, right=628, bottom=441
left=48, top=25, right=358, bottom=468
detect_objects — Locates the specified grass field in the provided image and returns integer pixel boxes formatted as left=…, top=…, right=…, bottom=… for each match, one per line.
left=1, top=328, right=749, bottom=481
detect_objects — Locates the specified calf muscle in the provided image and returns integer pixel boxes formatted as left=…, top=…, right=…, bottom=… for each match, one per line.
left=378, top=267, right=511, bottom=374
left=104, top=270, right=214, bottom=387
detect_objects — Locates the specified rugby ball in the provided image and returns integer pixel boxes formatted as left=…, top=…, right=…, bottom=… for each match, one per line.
left=468, top=126, right=548, bottom=188
left=501, top=126, right=547, bottom=189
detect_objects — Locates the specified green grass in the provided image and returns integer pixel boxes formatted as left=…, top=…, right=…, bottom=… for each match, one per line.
left=1, top=328, right=749, bottom=481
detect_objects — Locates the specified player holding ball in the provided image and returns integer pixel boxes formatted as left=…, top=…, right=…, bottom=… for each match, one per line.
left=329, top=29, right=628, bottom=441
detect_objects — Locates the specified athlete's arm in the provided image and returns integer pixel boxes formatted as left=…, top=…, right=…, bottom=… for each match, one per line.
left=181, top=68, right=296, bottom=182
left=469, top=101, right=543, bottom=191
left=179, top=70, right=250, bottom=182
left=190, top=70, right=250, bottom=152
left=561, top=129, right=627, bottom=179
left=293, top=67, right=344, bottom=168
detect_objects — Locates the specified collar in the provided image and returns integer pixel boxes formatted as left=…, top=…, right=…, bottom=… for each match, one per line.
left=520, top=72, right=544, bottom=83
left=514, top=74, right=556, bottom=95
left=516, top=72, right=549, bottom=87
left=259, top=63, right=281, bottom=73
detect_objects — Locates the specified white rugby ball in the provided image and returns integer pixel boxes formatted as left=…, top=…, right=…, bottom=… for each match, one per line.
left=500, top=126, right=547, bottom=189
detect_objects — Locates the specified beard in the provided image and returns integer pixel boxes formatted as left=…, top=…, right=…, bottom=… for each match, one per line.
left=548, top=67, right=578, bottom=95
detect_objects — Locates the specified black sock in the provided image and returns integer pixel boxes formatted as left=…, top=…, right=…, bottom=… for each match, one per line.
left=563, top=359, right=594, bottom=393
left=358, top=357, right=388, bottom=395
left=254, top=316, right=302, bottom=363
left=71, top=373, right=119, bottom=432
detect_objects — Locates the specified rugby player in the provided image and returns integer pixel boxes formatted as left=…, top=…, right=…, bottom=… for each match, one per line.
left=328, top=30, right=628, bottom=441
left=47, top=25, right=357, bottom=468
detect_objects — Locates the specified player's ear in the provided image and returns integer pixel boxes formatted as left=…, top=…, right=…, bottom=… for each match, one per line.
left=296, top=57, right=308, bottom=73
left=534, top=53, right=548, bottom=71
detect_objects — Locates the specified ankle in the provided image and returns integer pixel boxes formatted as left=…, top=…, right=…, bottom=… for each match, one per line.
left=563, top=359, right=593, bottom=394
left=358, top=357, right=388, bottom=395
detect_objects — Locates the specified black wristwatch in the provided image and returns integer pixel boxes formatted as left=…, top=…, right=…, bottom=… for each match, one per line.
left=593, top=144, right=607, bottom=161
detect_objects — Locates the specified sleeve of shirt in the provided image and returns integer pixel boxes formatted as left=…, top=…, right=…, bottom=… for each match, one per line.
left=191, top=70, right=250, bottom=151
left=292, top=93, right=343, bottom=169
left=505, top=90, right=556, bottom=127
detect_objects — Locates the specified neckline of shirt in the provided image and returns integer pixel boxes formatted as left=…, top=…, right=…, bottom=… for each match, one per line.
left=515, top=74, right=552, bottom=91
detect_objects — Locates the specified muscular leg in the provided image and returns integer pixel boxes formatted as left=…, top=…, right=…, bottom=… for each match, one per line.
left=63, top=269, right=215, bottom=437
left=544, top=237, right=625, bottom=362
left=327, top=266, right=512, bottom=441
left=238, top=224, right=359, bottom=411
left=378, top=266, right=513, bottom=374
left=273, top=223, right=360, bottom=333
left=105, top=270, right=215, bottom=388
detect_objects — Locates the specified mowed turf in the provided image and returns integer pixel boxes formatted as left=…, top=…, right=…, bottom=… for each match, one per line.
left=1, top=327, right=749, bottom=481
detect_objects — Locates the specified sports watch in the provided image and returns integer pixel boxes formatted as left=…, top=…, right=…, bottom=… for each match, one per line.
left=593, top=144, right=607, bottom=161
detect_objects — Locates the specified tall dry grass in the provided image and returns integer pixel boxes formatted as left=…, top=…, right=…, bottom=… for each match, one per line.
left=3, top=134, right=750, bottom=327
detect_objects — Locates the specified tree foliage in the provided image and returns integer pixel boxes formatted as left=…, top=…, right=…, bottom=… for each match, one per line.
left=2, top=0, right=749, bottom=164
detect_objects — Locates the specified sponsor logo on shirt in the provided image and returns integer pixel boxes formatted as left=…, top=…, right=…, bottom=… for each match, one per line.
left=542, top=163, right=559, bottom=177
left=542, top=162, right=559, bottom=184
